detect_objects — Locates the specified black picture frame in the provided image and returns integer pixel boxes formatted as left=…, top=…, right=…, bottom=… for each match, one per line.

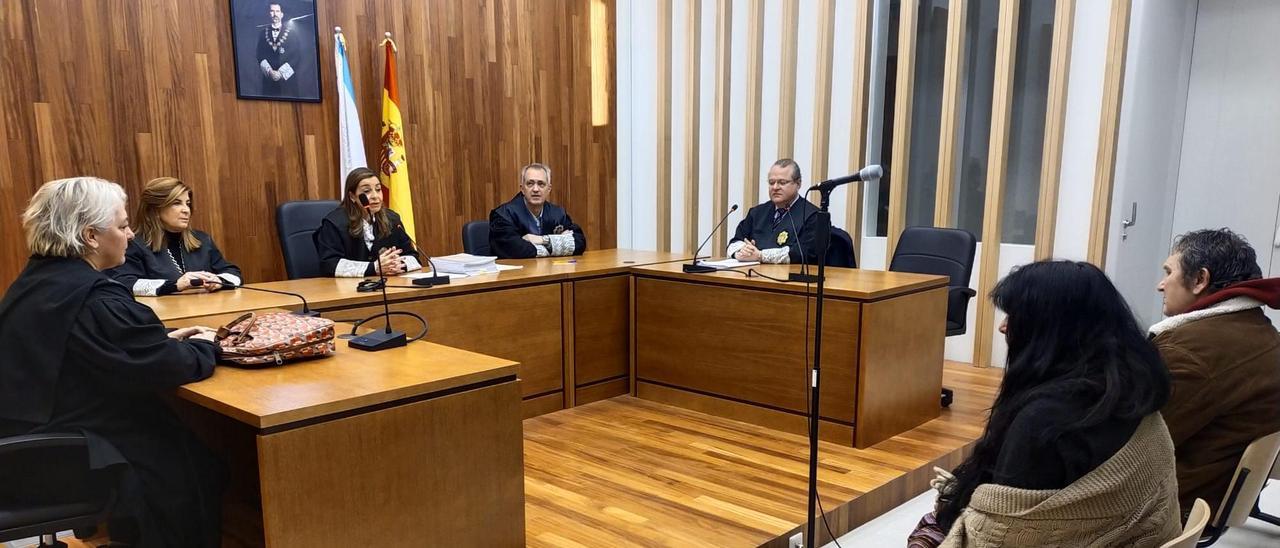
left=229, top=0, right=323, bottom=102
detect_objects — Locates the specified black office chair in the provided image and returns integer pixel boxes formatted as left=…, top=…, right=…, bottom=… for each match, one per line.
left=276, top=200, right=340, bottom=279
left=0, top=433, right=121, bottom=548
left=826, top=227, right=857, bottom=268
left=889, top=226, right=978, bottom=407
left=461, top=221, right=491, bottom=255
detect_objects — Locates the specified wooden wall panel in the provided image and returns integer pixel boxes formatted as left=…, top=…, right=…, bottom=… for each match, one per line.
left=0, top=0, right=617, bottom=288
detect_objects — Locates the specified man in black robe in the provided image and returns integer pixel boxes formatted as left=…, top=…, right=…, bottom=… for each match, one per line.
left=256, top=3, right=301, bottom=97
left=728, top=158, right=823, bottom=264
left=488, top=163, right=587, bottom=258
left=0, top=257, right=223, bottom=547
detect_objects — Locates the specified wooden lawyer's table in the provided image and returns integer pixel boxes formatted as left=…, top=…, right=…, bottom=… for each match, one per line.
left=173, top=330, right=524, bottom=547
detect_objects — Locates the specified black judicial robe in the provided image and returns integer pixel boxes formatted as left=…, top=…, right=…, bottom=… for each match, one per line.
left=729, top=198, right=824, bottom=264
left=0, top=257, right=222, bottom=547
left=109, top=230, right=242, bottom=294
left=313, top=206, right=420, bottom=276
left=488, top=193, right=587, bottom=259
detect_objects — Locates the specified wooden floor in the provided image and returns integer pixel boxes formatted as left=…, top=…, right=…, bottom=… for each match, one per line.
left=523, top=362, right=1002, bottom=548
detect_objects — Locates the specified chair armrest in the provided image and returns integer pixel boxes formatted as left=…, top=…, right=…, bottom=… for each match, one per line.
left=948, top=286, right=977, bottom=299
left=0, top=432, right=88, bottom=454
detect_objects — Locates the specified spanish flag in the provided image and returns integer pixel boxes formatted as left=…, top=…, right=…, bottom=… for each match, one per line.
left=379, top=33, right=416, bottom=239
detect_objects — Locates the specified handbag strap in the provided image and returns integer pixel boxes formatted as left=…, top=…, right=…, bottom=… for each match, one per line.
left=216, top=312, right=258, bottom=345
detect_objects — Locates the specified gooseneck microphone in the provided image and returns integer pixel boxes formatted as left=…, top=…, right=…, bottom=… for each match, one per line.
left=806, top=164, right=883, bottom=194
left=348, top=193, right=408, bottom=351
left=193, top=278, right=319, bottom=317
left=412, top=255, right=452, bottom=287
left=683, top=204, right=740, bottom=274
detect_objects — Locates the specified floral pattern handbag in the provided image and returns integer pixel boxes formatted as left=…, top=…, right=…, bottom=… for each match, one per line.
left=214, top=312, right=336, bottom=367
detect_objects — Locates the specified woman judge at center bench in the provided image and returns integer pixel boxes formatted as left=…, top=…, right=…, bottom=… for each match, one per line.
left=313, top=167, right=422, bottom=277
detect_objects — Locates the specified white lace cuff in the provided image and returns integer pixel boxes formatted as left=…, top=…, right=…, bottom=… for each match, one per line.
left=133, top=279, right=167, bottom=297
left=401, top=256, right=423, bottom=273
left=535, top=244, right=550, bottom=258
left=217, top=273, right=242, bottom=287
left=726, top=240, right=747, bottom=259
left=761, top=247, right=790, bottom=264
left=335, top=258, right=370, bottom=278
left=547, top=232, right=576, bottom=256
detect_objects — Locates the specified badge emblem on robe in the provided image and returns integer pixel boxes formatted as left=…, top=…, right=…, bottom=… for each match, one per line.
left=777, top=231, right=789, bottom=245
left=553, top=225, right=565, bottom=234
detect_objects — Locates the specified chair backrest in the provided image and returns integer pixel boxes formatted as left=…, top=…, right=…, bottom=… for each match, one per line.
left=1215, top=429, right=1280, bottom=528
left=462, top=220, right=491, bottom=256
left=1160, top=498, right=1210, bottom=548
left=276, top=200, right=339, bottom=279
left=889, top=226, right=977, bottom=328
left=0, top=433, right=117, bottom=541
left=826, top=227, right=857, bottom=268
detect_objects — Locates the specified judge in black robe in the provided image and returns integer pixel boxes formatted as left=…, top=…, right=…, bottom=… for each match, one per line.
left=1, top=259, right=223, bottom=543
left=109, top=231, right=243, bottom=296
left=727, top=159, right=824, bottom=264
left=313, top=167, right=423, bottom=277
left=488, top=163, right=586, bottom=258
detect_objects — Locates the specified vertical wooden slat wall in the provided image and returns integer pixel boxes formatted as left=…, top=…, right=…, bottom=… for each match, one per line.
left=682, top=0, right=703, bottom=253
left=710, top=0, right=734, bottom=254
left=932, top=0, right=969, bottom=228
left=0, top=0, right=618, bottom=287
left=1086, top=0, right=1133, bottom=268
left=655, top=0, right=673, bottom=252
left=885, top=0, right=921, bottom=262
left=971, top=0, right=1022, bottom=368
left=777, top=0, right=801, bottom=158
left=810, top=0, right=838, bottom=192
left=741, top=0, right=766, bottom=216
left=846, top=0, right=874, bottom=264
left=1034, top=0, right=1077, bottom=260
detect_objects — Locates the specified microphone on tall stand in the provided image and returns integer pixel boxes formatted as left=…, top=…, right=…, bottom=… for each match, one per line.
left=348, top=193, right=407, bottom=351
left=192, top=278, right=319, bottom=317
left=683, top=204, right=740, bottom=273
left=806, top=164, right=883, bottom=194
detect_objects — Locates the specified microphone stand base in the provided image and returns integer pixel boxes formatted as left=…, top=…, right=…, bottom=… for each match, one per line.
left=348, top=330, right=407, bottom=351
left=411, top=275, right=452, bottom=287
left=788, top=273, right=822, bottom=283
left=682, top=264, right=718, bottom=274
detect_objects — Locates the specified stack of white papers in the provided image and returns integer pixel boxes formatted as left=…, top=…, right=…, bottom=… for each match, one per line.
left=431, top=253, right=500, bottom=275
left=695, top=258, right=760, bottom=269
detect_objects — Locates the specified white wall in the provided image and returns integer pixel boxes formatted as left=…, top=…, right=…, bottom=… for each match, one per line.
left=1105, top=0, right=1198, bottom=328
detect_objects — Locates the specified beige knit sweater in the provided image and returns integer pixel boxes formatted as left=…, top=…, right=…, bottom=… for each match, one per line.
left=940, top=413, right=1182, bottom=548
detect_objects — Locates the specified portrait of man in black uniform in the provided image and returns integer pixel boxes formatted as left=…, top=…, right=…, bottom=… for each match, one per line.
left=229, top=0, right=322, bottom=102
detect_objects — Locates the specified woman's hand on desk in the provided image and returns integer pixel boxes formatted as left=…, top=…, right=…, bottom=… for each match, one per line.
left=169, top=325, right=217, bottom=342
left=177, top=272, right=222, bottom=292
left=377, top=247, right=406, bottom=275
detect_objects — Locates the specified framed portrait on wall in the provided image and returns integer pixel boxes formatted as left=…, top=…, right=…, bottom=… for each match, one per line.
left=228, top=0, right=322, bottom=102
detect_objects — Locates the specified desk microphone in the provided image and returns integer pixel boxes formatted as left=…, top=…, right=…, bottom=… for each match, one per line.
left=683, top=204, right=740, bottom=273
left=192, top=278, right=320, bottom=317
left=348, top=194, right=408, bottom=351
left=412, top=255, right=452, bottom=287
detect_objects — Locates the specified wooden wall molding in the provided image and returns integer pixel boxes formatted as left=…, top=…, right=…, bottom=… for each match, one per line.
left=809, top=0, right=837, bottom=192
left=846, top=0, right=873, bottom=263
left=933, top=0, right=970, bottom=228
left=741, top=0, right=765, bottom=217
left=0, top=1, right=618, bottom=288
left=656, top=0, right=674, bottom=252
left=776, top=0, right=800, bottom=158
left=711, top=0, right=734, bottom=254
left=1035, top=0, right=1077, bottom=260
left=972, top=0, right=1022, bottom=368
left=1086, top=0, right=1133, bottom=267
left=885, top=0, right=920, bottom=263
left=682, top=0, right=703, bottom=253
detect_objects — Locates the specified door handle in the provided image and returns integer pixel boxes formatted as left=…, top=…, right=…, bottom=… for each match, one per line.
left=1121, top=202, right=1137, bottom=241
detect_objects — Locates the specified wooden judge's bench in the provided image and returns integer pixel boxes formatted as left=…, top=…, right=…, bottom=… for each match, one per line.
left=153, top=249, right=946, bottom=546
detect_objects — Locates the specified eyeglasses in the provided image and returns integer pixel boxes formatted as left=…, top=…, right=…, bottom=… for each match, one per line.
left=767, top=179, right=796, bottom=187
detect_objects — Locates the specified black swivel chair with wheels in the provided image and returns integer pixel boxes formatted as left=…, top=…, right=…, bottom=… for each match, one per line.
left=888, top=226, right=978, bottom=408
left=276, top=200, right=340, bottom=279
left=461, top=221, right=491, bottom=256
left=0, top=433, right=121, bottom=548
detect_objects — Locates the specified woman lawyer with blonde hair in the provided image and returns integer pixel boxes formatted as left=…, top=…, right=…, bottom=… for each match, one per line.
left=109, top=176, right=242, bottom=295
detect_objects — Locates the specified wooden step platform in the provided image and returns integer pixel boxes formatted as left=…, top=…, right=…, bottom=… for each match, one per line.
left=523, top=362, right=1001, bottom=547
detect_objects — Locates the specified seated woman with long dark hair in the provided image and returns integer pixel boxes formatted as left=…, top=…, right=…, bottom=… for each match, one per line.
left=910, top=261, right=1181, bottom=548
left=110, top=177, right=242, bottom=295
left=313, top=167, right=422, bottom=277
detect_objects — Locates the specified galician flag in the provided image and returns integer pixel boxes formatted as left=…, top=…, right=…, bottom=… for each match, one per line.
left=334, top=27, right=367, bottom=196
left=379, top=33, right=417, bottom=239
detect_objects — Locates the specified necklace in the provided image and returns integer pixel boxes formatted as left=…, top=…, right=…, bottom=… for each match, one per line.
left=265, top=25, right=290, bottom=54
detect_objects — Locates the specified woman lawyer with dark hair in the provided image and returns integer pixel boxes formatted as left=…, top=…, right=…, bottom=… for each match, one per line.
left=313, top=167, right=422, bottom=277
